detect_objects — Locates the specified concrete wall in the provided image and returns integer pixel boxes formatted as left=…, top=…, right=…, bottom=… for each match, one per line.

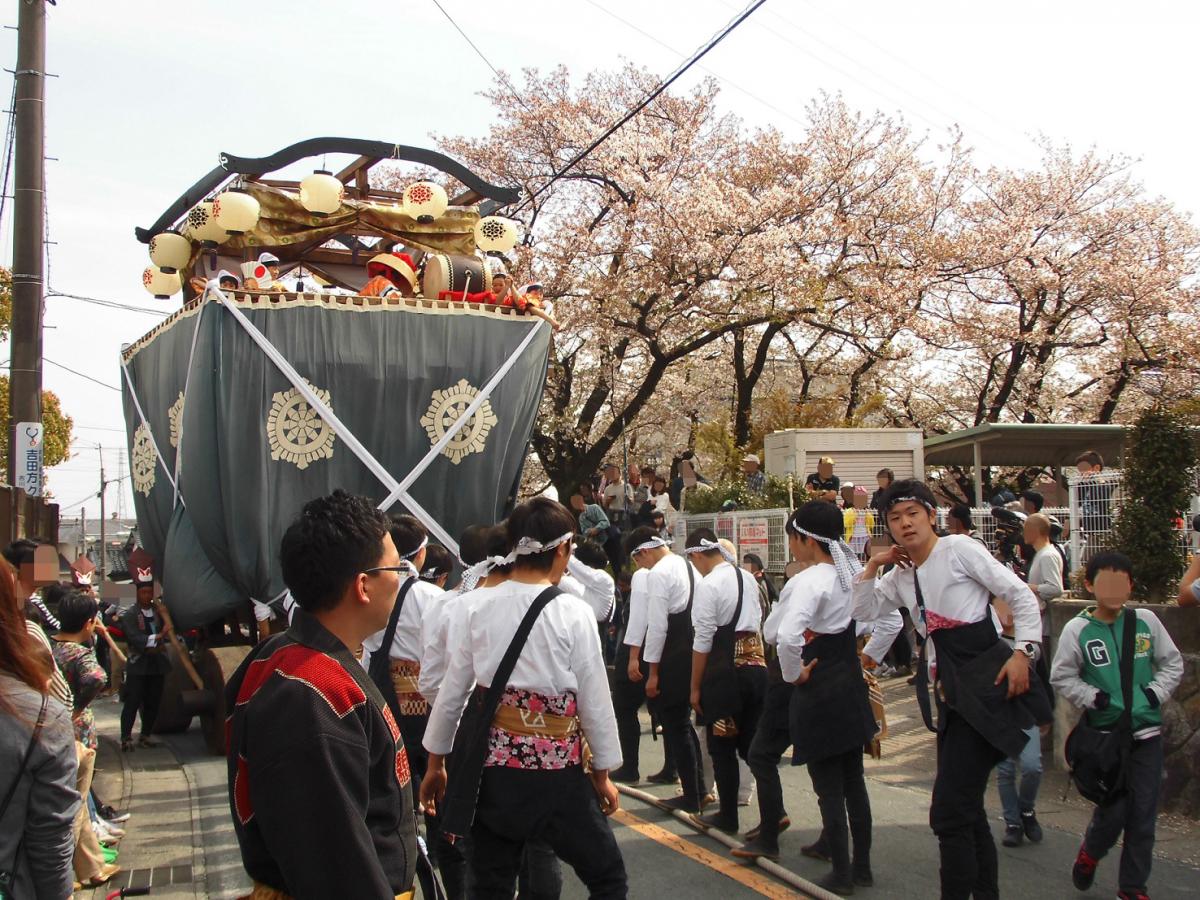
left=1047, top=599, right=1200, bottom=816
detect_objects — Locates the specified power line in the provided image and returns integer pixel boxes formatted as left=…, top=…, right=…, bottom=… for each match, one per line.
left=44, top=357, right=121, bottom=391
left=46, top=289, right=170, bottom=317
left=514, top=0, right=769, bottom=213
left=427, top=0, right=536, bottom=115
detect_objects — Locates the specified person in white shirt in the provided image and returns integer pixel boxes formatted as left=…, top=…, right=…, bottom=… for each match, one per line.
left=627, top=526, right=704, bottom=812
left=362, top=516, right=442, bottom=790
left=558, top=540, right=616, bottom=623
left=682, top=529, right=765, bottom=835
left=421, top=499, right=627, bottom=898
left=610, top=562, right=661, bottom=785
left=853, top=479, right=1050, bottom=900
left=771, top=502, right=877, bottom=893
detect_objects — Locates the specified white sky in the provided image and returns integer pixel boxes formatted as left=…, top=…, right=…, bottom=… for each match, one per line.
left=2, top=0, right=1196, bottom=521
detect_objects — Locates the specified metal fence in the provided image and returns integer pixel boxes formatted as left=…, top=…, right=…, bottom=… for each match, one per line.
left=675, top=470, right=1198, bottom=580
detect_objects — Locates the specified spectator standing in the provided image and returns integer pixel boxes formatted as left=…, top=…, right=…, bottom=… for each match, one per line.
left=1020, top=490, right=1045, bottom=516
left=0, top=560, right=80, bottom=900
left=869, top=469, right=894, bottom=512
left=1075, top=450, right=1115, bottom=534
left=947, top=504, right=987, bottom=546
left=742, top=454, right=766, bottom=494
left=1177, top=514, right=1200, bottom=607
left=805, top=457, right=840, bottom=502
left=601, top=463, right=631, bottom=529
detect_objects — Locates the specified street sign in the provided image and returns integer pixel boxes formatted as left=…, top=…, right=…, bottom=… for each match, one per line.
left=739, top=516, right=770, bottom=568
left=15, top=422, right=43, bottom=497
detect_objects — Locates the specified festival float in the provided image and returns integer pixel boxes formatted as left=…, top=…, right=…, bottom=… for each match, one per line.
left=121, top=138, right=550, bottom=750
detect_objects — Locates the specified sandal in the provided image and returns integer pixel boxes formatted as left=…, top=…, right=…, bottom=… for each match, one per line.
left=120, top=738, right=135, bottom=752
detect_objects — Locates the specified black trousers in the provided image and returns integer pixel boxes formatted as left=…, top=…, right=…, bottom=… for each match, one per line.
left=658, top=700, right=703, bottom=806
left=930, top=708, right=1004, bottom=900
left=120, top=671, right=165, bottom=740
left=746, top=682, right=793, bottom=849
left=611, top=674, right=647, bottom=776
left=399, top=712, right=430, bottom=790
left=518, top=839, right=562, bottom=900
left=1083, top=736, right=1163, bottom=894
left=707, top=665, right=767, bottom=826
left=471, top=765, right=627, bottom=899
left=428, top=809, right=469, bottom=900
left=807, top=749, right=872, bottom=879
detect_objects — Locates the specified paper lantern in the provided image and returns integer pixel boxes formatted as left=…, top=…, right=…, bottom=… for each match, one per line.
left=148, top=230, right=191, bottom=274
left=299, top=170, right=345, bottom=216
left=182, top=201, right=230, bottom=248
left=474, top=216, right=519, bottom=253
left=142, top=265, right=181, bottom=299
left=213, top=188, right=261, bottom=235
left=402, top=181, right=448, bottom=223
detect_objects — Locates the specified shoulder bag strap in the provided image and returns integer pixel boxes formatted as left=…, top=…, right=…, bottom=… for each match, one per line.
left=0, top=695, right=48, bottom=823
left=685, top=559, right=696, bottom=615
left=368, top=577, right=418, bottom=685
left=911, top=569, right=937, bottom=733
left=731, top=565, right=745, bottom=627
left=1117, top=609, right=1137, bottom=733
left=482, top=585, right=563, bottom=711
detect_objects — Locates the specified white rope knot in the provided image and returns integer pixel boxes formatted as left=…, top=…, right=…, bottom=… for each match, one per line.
left=633, top=536, right=669, bottom=554
left=787, top=520, right=863, bottom=590
left=505, top=531, right=574, bottom=564
left=458, top=553, right=510, bottom=593
left=683, top=538, right=736, bottom=564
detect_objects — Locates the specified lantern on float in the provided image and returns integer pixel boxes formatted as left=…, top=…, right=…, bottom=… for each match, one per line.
left=300, top=170, right=345, bottom=216
left=148, top=230, right=191, bottom=274
left=142, top=265, right=181, bottom=299
left=402, top=181, right=448, bottom=223
left=182, top=201, right=230, bottom=248
left=474, top=216, right=519, bottom=254
left=213, top=188, right=261, bottom=235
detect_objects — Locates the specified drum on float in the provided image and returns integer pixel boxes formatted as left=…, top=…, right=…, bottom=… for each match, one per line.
left=421, top=253, right=486, bottom=300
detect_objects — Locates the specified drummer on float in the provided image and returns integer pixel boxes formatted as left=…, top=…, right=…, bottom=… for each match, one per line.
left=361, top=251, right=418, bottom=298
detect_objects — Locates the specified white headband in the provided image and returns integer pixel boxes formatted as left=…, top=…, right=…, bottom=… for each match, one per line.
left=787, top=520, right=863, bottom=591
left=633, top=536, right=669, bottom=554
left=401, top=536, right=429, bottom=559
left=506, top=531, right=574, bottom=563
left=884, top=495, right=935, bottom=512
left=683, top=538, right=736, bottom=564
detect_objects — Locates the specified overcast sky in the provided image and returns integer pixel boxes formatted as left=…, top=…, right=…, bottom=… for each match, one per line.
left=2, top=0, right=1196, bottom=521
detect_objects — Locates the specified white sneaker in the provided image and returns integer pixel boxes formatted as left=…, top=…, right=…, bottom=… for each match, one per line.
left=93, top=821, right=124, bottom=843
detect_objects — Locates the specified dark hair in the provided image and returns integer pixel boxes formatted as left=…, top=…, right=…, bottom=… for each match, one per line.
left=1020, top=490, right=1045, bottom=512
left=742, top=553, right=765, bottom=572
left=651, top=509, right=665, bottom=521
left=485, top=524, right=513, bottom=575
left=574, top=540, right=609, bottom=570
left=280, top=490, right=392, bottom=614
left=2, top=538, right=39, bottom=570
left=390, top=514, right=428, bottom=559
left=1075, top=450, right=1104, bottom=468
left=640, top=466, right=656, bottom=476
left=1085, top=551, right=1133, bottom=584
left=420, top=544, right=454, bottom=582
left=458, top=524, right=492, bottom=567
left=1193, top=513, right=1200, bottom=534
left=948, top=503, right=973, bottom=530
left=623, top=525, right=660, bottom=559
left=788, top=500, right=842, bottom=543
left=685, top=527, right=721, bottom=557
left=40, top=581, right=74, bottom=609
left=878, top=479, right=937, bottom=513
left=876, top=468, right=894, bottom=483
left=505, top=498, right=576, bottom=572
left=56, top=589, right=98, bottom=633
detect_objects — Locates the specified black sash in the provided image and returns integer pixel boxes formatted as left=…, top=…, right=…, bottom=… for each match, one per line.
left=658, top=561, right=696, bottom=707
left=367, top=577, right=417, bottom=723
left=788, top=622, right=876, bottom=765
left=441, top=586, right=562, bottom=839
left=698, top=566, right=745, bottom=724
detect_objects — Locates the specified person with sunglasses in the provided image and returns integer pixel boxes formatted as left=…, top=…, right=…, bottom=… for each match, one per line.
left=224, top=490, right=417, bottom=900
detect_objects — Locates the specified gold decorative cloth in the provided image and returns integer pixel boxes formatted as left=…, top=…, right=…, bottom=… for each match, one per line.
left=734, top=632, right=767, bottom=667
left=390, top=659, right=429, bottom=717
left=244, top=882, right=413, bottom=900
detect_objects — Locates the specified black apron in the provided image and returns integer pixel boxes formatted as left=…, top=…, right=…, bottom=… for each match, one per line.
left=698, top=567, right=745, bottom=724
left=657, top=562, right=696, bottom=709
left=789, top=622, right=877, bottom=765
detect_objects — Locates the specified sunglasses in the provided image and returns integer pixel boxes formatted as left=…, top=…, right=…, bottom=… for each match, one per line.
left=362, top=565, right=410, bottom=576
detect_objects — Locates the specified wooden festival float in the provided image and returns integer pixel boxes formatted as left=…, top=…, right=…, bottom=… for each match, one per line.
left=121, top=138, right=550, bottom=752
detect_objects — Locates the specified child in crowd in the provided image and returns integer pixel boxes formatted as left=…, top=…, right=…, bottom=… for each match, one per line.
left=1051, top=551, right=1183, bottom=900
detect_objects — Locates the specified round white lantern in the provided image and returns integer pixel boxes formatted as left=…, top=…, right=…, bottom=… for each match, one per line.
left=142, top=265, right=181, bottom=299
left=474, top=216, right=519, bottom=253
left=182, top=200, right=230, bottom=248
left=299, top=170, right=345, bottom=216
left=148, top=230, right=192, bottom=274
left=213, top=188, right=261, bottom=235
left=402, top=181, right=448, bottom=223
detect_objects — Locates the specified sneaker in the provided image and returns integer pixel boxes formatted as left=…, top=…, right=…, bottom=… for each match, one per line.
left=876, top=663, right=896, bottom=678
left=690, top=811, right=739, bottom=834
left=817, top=871, right=855, bottom=895
left=610, top=766, right=640, bottom=784
left=801, top=839, right=832, bottom=862
left=101, top=846, right=119, bottom=865
left=737, top=792, right=753, bottom=807
left=646, top=769, right=679, bottom=785
left=852, top=864, right=874, bottom=887
left=95, top=820, right=125, bottom=840
left=1002, top=824, right=1023, bottom=847
left=1116, top=892, right=1150, bottom=900
left=1022, top=811, right=1043, bottom=843
left=731, top=837, right=780, bottom=861
left=98, top=804, right=131, bottom=824
left=1072, top=844, right=1099, bottom=891
left=745, top=816, right=790, bottom=842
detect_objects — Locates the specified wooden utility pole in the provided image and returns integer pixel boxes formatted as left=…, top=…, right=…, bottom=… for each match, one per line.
left=7, top=1, right=47, bottom=493
left=98, top=452, right=106, bottom=583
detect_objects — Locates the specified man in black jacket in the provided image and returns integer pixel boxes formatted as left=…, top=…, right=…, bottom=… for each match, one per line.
left=226, top=490, right=417, bottom=900
left=119, top=569, right=172, bottom=751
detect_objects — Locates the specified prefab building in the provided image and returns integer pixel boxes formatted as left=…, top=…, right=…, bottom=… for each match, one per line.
left=763, top=428, right=925, bottom=489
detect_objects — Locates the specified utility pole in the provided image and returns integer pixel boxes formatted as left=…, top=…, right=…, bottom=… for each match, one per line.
left=98, top=450, right=106, bottom=583
left=7, top=1, right=47, bottom=497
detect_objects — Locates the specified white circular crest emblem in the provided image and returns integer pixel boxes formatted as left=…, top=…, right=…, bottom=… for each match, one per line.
left=267, top=382, right=336, bottom=470
left=420, top=379, right=498, bottom=465
left=168, top=392, right=184, bottom=448
left=131, top=423, right=157, bottom=497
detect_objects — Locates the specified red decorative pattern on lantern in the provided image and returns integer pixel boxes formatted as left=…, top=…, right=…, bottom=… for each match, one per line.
left=408, top=184, right=433, bottom=205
